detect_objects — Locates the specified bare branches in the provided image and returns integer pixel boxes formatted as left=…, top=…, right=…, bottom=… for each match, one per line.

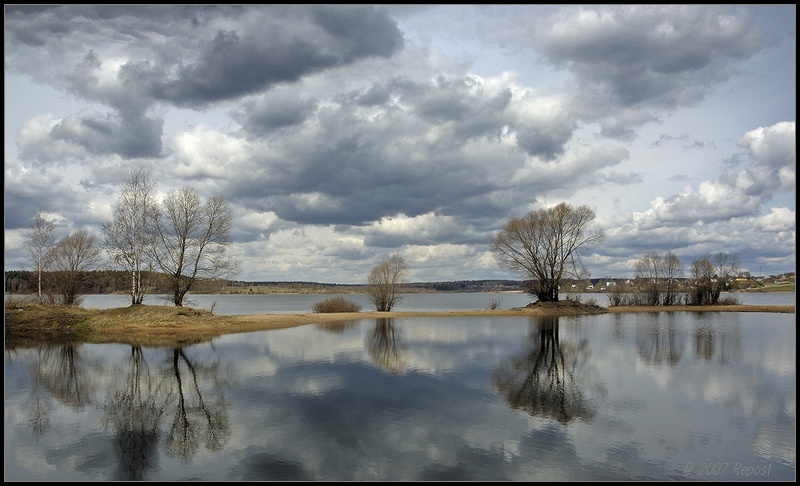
left=150, top=186, right=239, bottom=306
left=102, top=167, right=159, bottom=305
left=491, top=202, right=605, bottom=302
left=49, top=229, right=103, bottom=306
left=688, top=252, right=741, bottom=305
left=24, top=211, right=57, bottom=303
left=366, top=254, right=409, bottom=311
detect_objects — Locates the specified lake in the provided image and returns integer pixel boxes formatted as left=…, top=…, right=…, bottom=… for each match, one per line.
left=75, top=290, right=796, bottom=315
left=3, top=295, right=796, bottom=481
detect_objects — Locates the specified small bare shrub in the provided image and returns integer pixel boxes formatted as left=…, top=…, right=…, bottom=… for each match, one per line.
left=312, top=296, right=362, bottom=313
left=716, top=296, right=740, bottom=305
left=486, top=296, right=503, bottom=310
left=583, top=297, right=598, bottom=307
left=606, top=292, right=623, bottom=307
left=4, top=295, right=36, bottom=310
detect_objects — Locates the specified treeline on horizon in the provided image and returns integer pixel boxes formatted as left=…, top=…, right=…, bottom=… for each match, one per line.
left=4, top=269, right=794, bottom=297
left=3, top=269, right=526, bottom=295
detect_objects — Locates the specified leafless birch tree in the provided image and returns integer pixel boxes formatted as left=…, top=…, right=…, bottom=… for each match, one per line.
left=102, top=168, right=158, bottom=305
left=150, top=186, right=240, bottom=307
left=24, top=211, right=57, bottom=303
left=491, top=202, right=605, bottom=302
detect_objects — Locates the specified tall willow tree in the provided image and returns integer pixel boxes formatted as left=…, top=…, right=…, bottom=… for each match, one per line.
left=365, top=254, right=409, bottom=311
left=491, top=202, right=606, bottom=302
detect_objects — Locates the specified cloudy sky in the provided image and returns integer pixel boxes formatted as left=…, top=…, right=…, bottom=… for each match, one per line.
left=4, top=5, right=796, bottom=284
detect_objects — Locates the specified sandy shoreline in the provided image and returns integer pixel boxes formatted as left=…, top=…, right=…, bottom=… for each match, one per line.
left=112, top=304, right=796, bottom=345
left=225, top=304, right=795, bottom=331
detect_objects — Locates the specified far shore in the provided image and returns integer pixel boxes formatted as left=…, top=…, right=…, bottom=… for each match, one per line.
left=4, top=300, right=795, bottom=349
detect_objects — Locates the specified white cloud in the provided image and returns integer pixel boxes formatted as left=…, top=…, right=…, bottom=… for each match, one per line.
left=3, top=5, right=795, bottom=282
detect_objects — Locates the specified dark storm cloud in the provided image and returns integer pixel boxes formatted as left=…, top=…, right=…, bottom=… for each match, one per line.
left=526, top=6, right=774, bottom=137
left=351, top=82, right=394, bottom=106
left=392, top=76, right=515, bottom=144
left=3, top=166, right=109, bottom=240
left=47, top=111, right=164, bottom=159
left=515, top=119, right=575, bottom=161
left=13, top=109, right=163, bottom=164
left=535, top=6, right=769, bottom=106
left=224, top=72, right=544, bottom=227
left=310, top=5, right=405, bottom=61
left=5, top=5, right=404, bottom=158
left=4, top=5, right=794, bottom=281
left=145, top=6, right=404, bottom=107
left=235, top=92, right=319, bottom=135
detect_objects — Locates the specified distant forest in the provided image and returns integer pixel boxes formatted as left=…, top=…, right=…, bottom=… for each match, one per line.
left=4, top=269, right=526, bottom=295
left=5, top=269, right=793, bottom=296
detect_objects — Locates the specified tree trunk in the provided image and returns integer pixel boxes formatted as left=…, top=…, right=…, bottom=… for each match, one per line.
left=131, top=270, right=137, bottom=305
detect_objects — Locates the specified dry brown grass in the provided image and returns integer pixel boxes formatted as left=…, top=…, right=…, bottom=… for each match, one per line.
left=5, top=300, right=794, bottom=349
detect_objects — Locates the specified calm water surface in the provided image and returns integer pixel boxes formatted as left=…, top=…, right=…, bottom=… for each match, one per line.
left=77, top=291, right=797, bottom=315
left=4, top=311, right=795, bottom=481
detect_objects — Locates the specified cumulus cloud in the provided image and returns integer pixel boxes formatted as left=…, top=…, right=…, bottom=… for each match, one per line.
left=3, top=5, right=795, bottom=281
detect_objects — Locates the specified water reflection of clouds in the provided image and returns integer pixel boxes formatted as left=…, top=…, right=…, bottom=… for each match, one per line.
left=381, top=317, right=528, bottom=376
left=214, top=314, right=796, bottom=479
left=5, top=313, right=795, bottom=481
left=218, top=317, right=529, bottom=377
left=220, top=349, right=546, bottom=480
left=573, top=312, right=796, bottom=474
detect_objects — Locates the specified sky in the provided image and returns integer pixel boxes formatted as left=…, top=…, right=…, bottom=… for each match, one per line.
left=3, top=5, right=796, bottom=285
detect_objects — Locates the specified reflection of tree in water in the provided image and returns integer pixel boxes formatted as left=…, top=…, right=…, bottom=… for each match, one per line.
left=26, top=347, right=56, bottom=440
left=368, top=318, right=405, bottom=373
left=39, top=345, right=95, bottom=410
left=101, top=344, right=234, bottom=479
left=693, top=321, right=742, bottom=365
left=163, top=347, right=232, bottom=460
left=493, top=317, right=595, bottom=424
left=315, top=320, right=360, bottom=334
left=104, top=346, right=168, bottom=481
left=21, top=344, right=100, bottom=439
left=635, top=315, right=686, bottom=366
left=16, top=341, right=234, bottom=479
left=695, top=326, right=715, bottom=361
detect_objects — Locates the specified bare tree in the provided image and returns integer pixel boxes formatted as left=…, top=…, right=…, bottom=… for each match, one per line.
left=634, top=252, right=662, bottom=306
left=24, top=211, right=57, bottom=303
left=102, top=168, right=159, bottom=305
left=633, top=251, right=684, bottom=306
left=491, top=202, right=605, bottom=302
left=49, top=229, right=103, bottom=306
left=365, top=254, right=409, bottom=311
left=661, top=251, right=683, bottom=305
left=150, top=186, right=240, bottom=307
left=689, top=252, right=741, bottom=305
